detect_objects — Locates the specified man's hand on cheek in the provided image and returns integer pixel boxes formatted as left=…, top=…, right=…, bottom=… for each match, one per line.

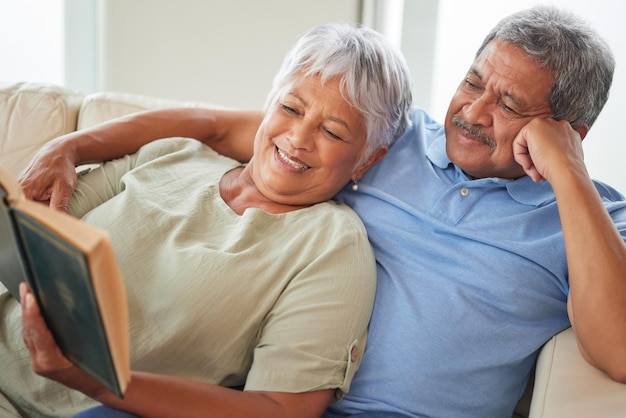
left=513, top=118, right=585, bottom=183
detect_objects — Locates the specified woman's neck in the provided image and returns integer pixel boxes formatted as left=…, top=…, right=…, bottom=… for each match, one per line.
left=219, top=165, right=309, bottom=215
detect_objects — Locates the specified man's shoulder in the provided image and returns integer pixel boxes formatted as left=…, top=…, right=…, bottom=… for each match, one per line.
left=390, top=107, right=445, bottom=149
left=593, top=179, right=625, bottom=202
left=592, top=180, right=626, bottom=225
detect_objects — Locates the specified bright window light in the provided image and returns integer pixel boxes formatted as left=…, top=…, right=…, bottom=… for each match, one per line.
left=0, top=0, right=64, bottom=85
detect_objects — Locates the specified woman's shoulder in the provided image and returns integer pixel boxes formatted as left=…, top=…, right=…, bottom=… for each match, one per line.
left=308, top=200, right=367, bottom=231
left=133, top=137, right=240, bottom=171
left=287, top=201, right=372, bottom=254
left=136, top=137, right=216, bottom=160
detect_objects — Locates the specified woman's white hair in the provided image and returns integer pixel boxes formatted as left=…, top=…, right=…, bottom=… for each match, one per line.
left=264, top=23, right=413, bottom=164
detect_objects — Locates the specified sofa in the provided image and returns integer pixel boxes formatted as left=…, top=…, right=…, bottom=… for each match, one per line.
left=1, top=81, right=625, bottom=417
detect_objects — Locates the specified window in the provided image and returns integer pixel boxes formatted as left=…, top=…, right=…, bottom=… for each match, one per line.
left=0, top=0, right=64, bottom=85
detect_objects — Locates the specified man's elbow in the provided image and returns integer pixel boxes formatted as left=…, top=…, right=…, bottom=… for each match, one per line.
left=578, top=339, right=626, bottom=383
left=593, top=353, right=626, bottom=383
left=602, top=338, right=626, bottom=383
left=604, top=364, right=626, bottom=384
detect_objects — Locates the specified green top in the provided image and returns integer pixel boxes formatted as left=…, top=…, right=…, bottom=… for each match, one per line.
left=0, top=137, right=376, bottom=417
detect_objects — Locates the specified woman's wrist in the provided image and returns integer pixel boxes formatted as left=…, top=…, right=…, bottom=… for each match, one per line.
left=44, top=132, right=84, bottom=167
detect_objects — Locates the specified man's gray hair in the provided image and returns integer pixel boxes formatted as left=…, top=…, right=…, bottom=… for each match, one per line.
left=476, top=5, right=615, bottom=127
left=265, top=22, right=413, bottom=163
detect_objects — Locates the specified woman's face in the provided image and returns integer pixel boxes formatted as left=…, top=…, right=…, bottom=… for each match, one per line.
left=251, top=73, right=374, bottom=206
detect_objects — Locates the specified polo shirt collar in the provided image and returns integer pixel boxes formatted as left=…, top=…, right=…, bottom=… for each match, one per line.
left=426, top=134, right=556, bottom=207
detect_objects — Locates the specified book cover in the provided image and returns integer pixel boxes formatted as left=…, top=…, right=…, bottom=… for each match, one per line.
left=0, top=166, right=130, bottom=398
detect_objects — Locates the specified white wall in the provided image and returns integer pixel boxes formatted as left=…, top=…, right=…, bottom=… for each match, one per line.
left=7, top=0, right=623, bottom=193
left=427, top=0, right=626, bottom=193
left=73, top=0, right=361, bottom=110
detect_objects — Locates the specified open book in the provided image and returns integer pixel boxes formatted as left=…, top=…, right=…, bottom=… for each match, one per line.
left=0, top=166, right=130, bottom=398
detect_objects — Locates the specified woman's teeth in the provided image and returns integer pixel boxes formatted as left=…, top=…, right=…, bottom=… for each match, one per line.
left=277, top=147, right=310, bottom=170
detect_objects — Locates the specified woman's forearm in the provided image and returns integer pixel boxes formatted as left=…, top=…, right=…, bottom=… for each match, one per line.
left=96, top=371, right=333, bottom=418
left=58, top=107, right=231, bottom=165
left=17, top=107, right=260, bottom=210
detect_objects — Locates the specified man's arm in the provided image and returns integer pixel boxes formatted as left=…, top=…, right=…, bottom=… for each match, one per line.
left=514, top=118, right=626, bottom=383
left=17, top=107, right=261, bottom=211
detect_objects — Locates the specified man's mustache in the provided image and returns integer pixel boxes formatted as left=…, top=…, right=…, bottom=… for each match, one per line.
left=452, top=115, right=496, bottom=148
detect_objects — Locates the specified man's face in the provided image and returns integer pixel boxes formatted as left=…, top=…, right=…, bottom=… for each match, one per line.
left=444, top=39, right=554, bottom=179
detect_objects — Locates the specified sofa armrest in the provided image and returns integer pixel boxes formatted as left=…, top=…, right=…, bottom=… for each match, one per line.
left=529, top=327, right=626, bottom=417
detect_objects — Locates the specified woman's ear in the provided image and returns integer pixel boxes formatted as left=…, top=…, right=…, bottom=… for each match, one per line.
left=352, top=147, right=388, bottom=181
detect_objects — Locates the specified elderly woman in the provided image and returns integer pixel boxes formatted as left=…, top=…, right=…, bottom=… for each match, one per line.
left=2, top=23, right=412, bottom=418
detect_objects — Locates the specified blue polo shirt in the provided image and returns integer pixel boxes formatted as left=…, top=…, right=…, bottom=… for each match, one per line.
left=327, top=108, right=626, bottom=417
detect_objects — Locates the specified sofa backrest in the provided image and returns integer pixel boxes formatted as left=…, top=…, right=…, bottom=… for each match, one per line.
left=0, top=82, right=224, bottom=177
left=77, top=91, right=205, bottom=130
left=0, top=82, right=84, bottom=176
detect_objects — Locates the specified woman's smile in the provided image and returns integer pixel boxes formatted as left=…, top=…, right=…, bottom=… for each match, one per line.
left=275, top=146, right=311, bottom=172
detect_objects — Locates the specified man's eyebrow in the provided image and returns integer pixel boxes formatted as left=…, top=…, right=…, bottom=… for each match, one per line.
left=469, top=67, right=529, bottom=110
left=468, top=67, right=482, bottom=80
left=502, top=91, right=528, bottom=109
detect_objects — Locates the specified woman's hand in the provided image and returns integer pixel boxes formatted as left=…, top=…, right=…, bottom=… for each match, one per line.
left=17, top=138, right=79, bottom=213
left=20, top=282, right=74, bottom=374
left=20, top=283, right=107, bottom=397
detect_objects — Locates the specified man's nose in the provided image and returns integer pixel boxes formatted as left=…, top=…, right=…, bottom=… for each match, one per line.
left=463, top=94, right=493, bottom=127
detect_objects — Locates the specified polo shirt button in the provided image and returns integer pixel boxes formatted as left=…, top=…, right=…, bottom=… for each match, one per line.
left=460, top=187, right=469, bottom=197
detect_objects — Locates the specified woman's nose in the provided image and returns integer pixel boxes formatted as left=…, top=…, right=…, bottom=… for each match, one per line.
left=288, top=123, right=315, bottom=151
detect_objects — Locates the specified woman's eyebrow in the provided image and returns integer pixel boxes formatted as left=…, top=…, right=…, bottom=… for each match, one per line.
left=287, top=91, right=352, bottom=133
left=287, top=91, right=307, bottom=106
left=327, top=116, right=352, bottom=133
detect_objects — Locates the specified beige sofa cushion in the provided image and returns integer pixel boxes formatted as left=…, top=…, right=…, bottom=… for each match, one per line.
left=529, top=327, right=626, bottom=417
left=0, top=82, right=84, bottom=176
left=78, top=91, right=222, bottom=130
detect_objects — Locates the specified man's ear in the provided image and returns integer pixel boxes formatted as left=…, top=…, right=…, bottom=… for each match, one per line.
left=353, top=147, right=388, bottom=180
left=573, top=123, right=590, bottom=141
